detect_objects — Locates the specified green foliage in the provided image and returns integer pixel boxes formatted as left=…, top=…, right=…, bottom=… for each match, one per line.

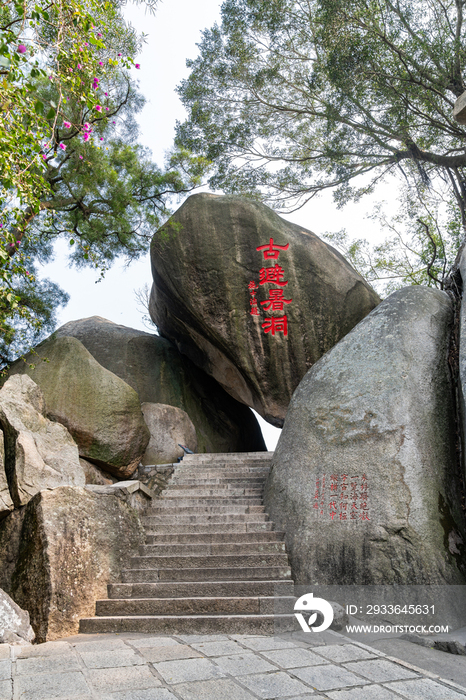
left=0, top=0, right=209, bottom=363
left=176, top=0, right=466, bottom=287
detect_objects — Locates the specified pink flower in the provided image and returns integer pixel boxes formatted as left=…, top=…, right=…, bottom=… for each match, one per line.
left=42, top=154, right=46, bottom=159
left=84, top=42, right=89, bottom=47
left=104, top=92, right=108, bottom=96
left=112, top=121, right=115, bottom=124
left=118, top=53, right=122, bottom=57
left=98, top=61, right=103, bottom=66
left=17, top=44, right=27, bottom=54
left=25, top=271, right=29, bottom=276
left=135, top=64, right=140, bottom=69
left=83, top=123, right=90, bottom=131
left=16, top=241, right=20, bottom=245
left=95, top=105, right=102, bottom=112
left=63, top=121, right=71, bottom=128
left=100, top=137, right=103, bottom=141
left=68, top=67, right=73, bottom=72
left=77, top=64, right=82, bottom=69
left=105, top=107, right=109, bottom=111
left=79, top=155, right=83, bottom=160
left=97, top=33, right=102, bottom=38
left=59, top=143, right=66, bottom=150
left=83, top=133, right=90, bottom=141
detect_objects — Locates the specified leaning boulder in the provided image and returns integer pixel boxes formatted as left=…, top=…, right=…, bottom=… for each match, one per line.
left=7, top=337, right=150, bottom=479
left=0, top=375, right=84, bottom=508
left=265, top=286, right=466, bottom=585
left=149, top=193, right=380, bottom=426
left=54, top=316, right=266, bottom=453
left=141, top=403, right=197, bottom=465
left=0, top=587, right=34, bottom=644
left=1, top=486, right=145, bottom=642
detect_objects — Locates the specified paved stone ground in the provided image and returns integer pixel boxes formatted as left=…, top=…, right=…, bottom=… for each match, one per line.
left=1, top=630, right=466, bottom=700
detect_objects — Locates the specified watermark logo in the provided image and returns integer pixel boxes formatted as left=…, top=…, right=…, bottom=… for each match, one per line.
left=294, top=593, right=334, bottom=633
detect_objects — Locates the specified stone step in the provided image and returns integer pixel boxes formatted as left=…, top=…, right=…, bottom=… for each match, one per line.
left=148, top=498, right=264, bottom=507
left=172, top=467, right=270, bottom=475
left=182, top=451, right=274, bottom=461
left=163, top=487, right=264, bottom=496
left=129, top=553, right=289, bottom=570
left=139, top=541, right=286, bottom=556
left=95, top=595, right=295, bottom=616
left=108, top=580, right=294, bottom=599
left=122, top=565, right=292, bottom=582
left=145, top=521, right=275, bottom=534
left=145, top=530, right=285, bottom=544
left=79, top=614, right=294, bottom=635
left=171, top=477, right=268, bottom=485
left=148, top=505, right=266, bottom=515
left=141, top=513, right=269, bottom=525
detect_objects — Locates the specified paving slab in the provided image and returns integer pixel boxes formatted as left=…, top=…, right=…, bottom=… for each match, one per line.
left=238, top=636, right=299, bottom=651
left=14, top=642, right=72, bottom=658
left=0, top=648, right=10, bottom=661
left=260, top=647, right=330, bottom=668
left=176, top=634, right=230, bottom=643
left=211, top=651, right=276, bottom=675
left=237, top=670, right=313, bottom=698
left=87, top=665, right=162, bottom=693
left=138, top=644, right=202, bottom=662
left=15, top=670, right=92, bottom=700
left=174, top=677, right=258, bottom=700
left=291, top=663, right=370, bottom=691
left=78, top=649, right=145, bottom=669
left=327, top=686, right=401, bottom=699
left=0, top=662, right=9, bottom=683
left=312, top=644, right=378, bottom=663
left=343, top=658, right=419, bottom=683
left=191, top=640, right=245, bottom=656
left=0, top=680, right=11, bottom=700
left=105, top=689, right=178, bottom=700
left=15, top=655, right=80, bottom=676
left=384, top=677, right=466, bottom=699
left=71, top=639, right=129, bottom=652
left=128, top=637, right=181, bottom=648
left=152, top=657, right=225, bottom=684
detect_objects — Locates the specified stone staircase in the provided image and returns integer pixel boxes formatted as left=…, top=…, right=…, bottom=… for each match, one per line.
left=79, top=452, right=295, bottom=634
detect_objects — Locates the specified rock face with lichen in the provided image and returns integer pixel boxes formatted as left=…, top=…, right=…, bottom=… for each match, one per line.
left=265, top=286, right=466, bottom=586
left=6, top=336, right=150, bottom=479
left=0, top=486, right=144, bottom=642
left=149, top=193, right=381, bottom=426
left=54, top=316, right=266, bottom=453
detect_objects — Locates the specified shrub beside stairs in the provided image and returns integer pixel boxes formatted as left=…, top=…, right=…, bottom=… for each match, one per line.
left=79, top=452, right=296, bottom=634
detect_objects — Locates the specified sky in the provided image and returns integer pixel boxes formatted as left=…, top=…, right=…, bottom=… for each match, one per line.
left=40, top=0, right=391, bottom=449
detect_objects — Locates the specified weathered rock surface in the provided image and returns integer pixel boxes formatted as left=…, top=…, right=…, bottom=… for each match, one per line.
left=1, top=486, right=145, bottom=642
left=265, top=286, right=466, bottom=585
left=80, top=458, right=117, bottom=485
left=7, top=337, right=150, bottom=479
left=141, top=403, right=197, bottom=465
left=149, top=193, right=381, bottom=426
left=0, top=587, right=34, bottom=645
left=54, top=316, right=266, bottom=453
left=0, top=432, right=13, bottom=519
left=0, top=376, right=84, bottom=508
left=456, top=248, right=466, bottom=483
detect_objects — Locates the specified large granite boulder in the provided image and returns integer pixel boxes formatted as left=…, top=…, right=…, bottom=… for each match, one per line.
left=54, top=316, right=266, bottom=453
left=149, top=193, right=381, bottom=426
left=265, top=286, right=466, bottom=585
left=0, top=587, right=34, bottom=644
left=141, top=403, right=197, bottom=465
left=0, top=376, right=84, bottom=508
left=7, top=337, right=150, bottom=479
left=0, top=486, right=145, bottom=642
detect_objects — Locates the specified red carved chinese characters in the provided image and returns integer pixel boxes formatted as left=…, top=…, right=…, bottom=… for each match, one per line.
left=256, top=238, right=290, bottom=260
left=249, top=237, right=292, bottom=336
left=312, top=473, right=370, bottom=522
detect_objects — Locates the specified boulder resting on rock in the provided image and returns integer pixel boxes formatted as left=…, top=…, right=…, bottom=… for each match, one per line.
left=141, top=403, right=197, bottom=465
left=149, top=193, right=381, bottom=426
left=54, top=316, right=266, bottom=453
left=0, top=587, right=34, bottom=645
